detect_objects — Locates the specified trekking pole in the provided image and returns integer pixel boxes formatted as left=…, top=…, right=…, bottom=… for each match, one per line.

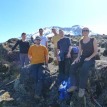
left=86, top=89, right=102, bottom=107
left=0, top=79, right=16, bottom=89
left=91, top=96, right=102, bottom=107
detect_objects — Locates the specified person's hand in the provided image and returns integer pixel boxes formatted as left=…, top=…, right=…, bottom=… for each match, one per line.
left=28, top=56, right=32, bottom=61
left=84, top=57, right=91, bottom=61
left=44, top=63, right=48, bottom=68
left=72, top=57, right=80, bottom=64
left=66, top=53, right=71, bottom=58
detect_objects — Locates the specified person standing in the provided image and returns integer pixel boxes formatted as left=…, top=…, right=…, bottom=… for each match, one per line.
left=28, top=36, right=48, bottom=99
left=31, top=28, right=48, bottom=48
left=11, top=33, right=30, bottom=67
left=39, top=28, right=48, bottom=47
left=51, top=28, right=61, bottom=63
left=67, top=27, right=98, bottom=97
left=57, top=29, right=72, bottom=83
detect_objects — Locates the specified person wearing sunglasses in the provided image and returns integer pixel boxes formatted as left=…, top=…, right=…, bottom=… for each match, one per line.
left=67, top=27, right=98, bottom=97
left=28, top=36, right=48, bottom=99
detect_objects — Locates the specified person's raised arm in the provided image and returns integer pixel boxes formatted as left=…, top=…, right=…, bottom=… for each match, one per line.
left=12, top=40, right=20, bottom=51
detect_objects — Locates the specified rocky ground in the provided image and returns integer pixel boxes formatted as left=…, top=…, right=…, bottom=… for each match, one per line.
left=0, top=35, right=107, bottom=107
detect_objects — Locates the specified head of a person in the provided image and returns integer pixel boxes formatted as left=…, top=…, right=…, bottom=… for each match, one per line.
left=82, top=27, right=89, bottom=36
left=39, top=28, right=43, bottom=36
left=59, top=29, right=64, bottom=37
left=21, top=33, right=26, bottom=40
left=34, top=36, right=41, bottom=45
left=52, top=28, right=57, bottom=34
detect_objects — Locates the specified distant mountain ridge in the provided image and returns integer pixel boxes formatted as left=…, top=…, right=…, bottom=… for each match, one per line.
left=26, top=25, right=98, bottom=39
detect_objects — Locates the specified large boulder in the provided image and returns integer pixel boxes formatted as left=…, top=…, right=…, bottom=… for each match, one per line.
left=6, top=60, right=105, bottom=107
left=0, top=38, right=20, bottom=62
left=12, top=64, right=54, bottom=107
left=68, top=60, right=107, bottom=107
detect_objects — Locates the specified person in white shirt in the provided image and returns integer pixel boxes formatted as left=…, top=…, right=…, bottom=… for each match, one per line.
left=39, top=28, right=48, bottom=48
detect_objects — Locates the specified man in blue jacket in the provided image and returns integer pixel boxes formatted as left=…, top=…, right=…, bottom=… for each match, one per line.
left=57, top=30, right=72, bottom=83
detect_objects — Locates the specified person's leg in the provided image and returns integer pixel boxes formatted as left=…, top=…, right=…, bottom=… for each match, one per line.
left=35, top=64, right=44, bottom=97
left=24, top=54, right=29, bottom=66
left=58, top=60, right=65, bottom=84
left=70, top=62, right=82, bottom=87
left=67, top=59, right=83, bottom=92
left=79, top=60, right=95, bottom=89
left=29, top=64, right=38, bottom=96
left=78, top=60, right=95, bottom=97
left=19, top=54, right=25, bottom=67
left=64, top=58, right=71, bottom=79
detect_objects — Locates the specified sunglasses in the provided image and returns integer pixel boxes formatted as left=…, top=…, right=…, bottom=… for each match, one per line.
left=82, top=30, right=89, bottom=32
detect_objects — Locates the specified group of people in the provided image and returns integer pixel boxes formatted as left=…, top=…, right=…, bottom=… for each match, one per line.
left=10, top=27, right=98, bottom=99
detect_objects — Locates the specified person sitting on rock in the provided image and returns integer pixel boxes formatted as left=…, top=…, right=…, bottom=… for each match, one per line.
left=57, top=29, right=72, bottom=83
left=10, top=33, right=30, bottom=67
left=28, top=36, right=48, bottom=99
left=67, top=27, right=98, bottom=97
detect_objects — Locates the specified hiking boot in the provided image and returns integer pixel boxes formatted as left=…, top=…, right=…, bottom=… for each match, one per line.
left=67, top=86, right=77, bottom=92
left=78, top=88, right=85, bottom=97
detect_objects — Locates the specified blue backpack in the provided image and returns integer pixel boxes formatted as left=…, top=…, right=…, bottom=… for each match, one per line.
left=71, top=46, right=79, bottom=54
left=58, top=78, right=71, bottom=100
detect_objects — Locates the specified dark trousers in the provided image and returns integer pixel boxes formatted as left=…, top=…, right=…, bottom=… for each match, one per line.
left=70, top=57, right=95, bottom=89
left=58, top=58, right=71, bottom=84
left=30, top=63, right=44, bottom=96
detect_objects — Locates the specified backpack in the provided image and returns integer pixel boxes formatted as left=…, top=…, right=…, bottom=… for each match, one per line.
left=71, top=46, right=79, bottom=54
left=58, top=78, right=71, bottom=100
left=71, top=46, right=79, bottom=62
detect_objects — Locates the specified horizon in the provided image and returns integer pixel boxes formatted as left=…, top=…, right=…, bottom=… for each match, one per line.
left=1, top=0, right=107, bottom=43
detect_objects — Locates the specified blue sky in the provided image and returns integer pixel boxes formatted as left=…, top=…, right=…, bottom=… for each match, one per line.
left=0, top=0, right=107, bottom=43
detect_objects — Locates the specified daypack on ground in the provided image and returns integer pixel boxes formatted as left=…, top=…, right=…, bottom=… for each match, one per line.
left=58, top=78, right=71, bottom=100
